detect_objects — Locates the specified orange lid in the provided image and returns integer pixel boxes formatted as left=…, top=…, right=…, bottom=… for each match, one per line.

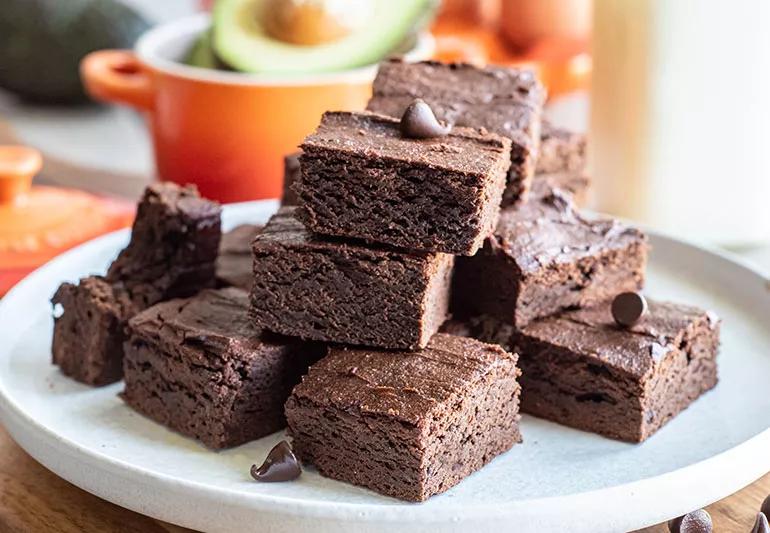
left=0, top=146, right=134, bottom=296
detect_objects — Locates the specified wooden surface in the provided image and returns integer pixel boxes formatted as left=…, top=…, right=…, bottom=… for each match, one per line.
left=0, top=425, right=765, bottom=533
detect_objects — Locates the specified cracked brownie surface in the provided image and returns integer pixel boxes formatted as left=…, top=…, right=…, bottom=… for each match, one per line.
left=285, top=333, right=521, bottom=501
left=122, top=287, right=323, bottom=449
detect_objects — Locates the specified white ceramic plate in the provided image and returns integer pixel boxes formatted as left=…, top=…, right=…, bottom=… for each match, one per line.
left=1, top=201, right=769, bottom=533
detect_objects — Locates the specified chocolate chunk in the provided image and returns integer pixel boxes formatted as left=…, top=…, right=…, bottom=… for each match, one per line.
left=400, top=99, right=451, bottom=139
left=668, top=509, right=713, bottom=533
left=762, top=495, right=770, bottom=517
left=753, top=513, right=770, bottom=533
left=251, top=441, right=301, bottom=482
left=612, top=291, right=648, bottom=327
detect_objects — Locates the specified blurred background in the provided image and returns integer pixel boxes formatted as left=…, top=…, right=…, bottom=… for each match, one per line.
left=1, top=0, right=769, bottom=294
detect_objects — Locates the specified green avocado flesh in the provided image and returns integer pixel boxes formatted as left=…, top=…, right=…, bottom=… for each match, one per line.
left=185, top=31, right=220, bottom=69
left=212, top=0, right=434, bottom=74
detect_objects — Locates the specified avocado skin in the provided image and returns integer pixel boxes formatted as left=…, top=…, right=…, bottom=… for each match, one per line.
left=0, top=0, right=149, bottom=104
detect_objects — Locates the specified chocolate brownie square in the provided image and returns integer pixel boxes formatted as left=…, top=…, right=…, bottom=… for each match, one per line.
left=51, top=276, right=136, bottom=386
left=510, top=300, right=721, bottom=442
left=51, top=183, right=222, bottom=386
left=296, top=110, right=511, bottom=255
left=250, top=207, right=453, bottom=350
left=107, top=182, right=222, bottom=307
left=216, top=224, right=262, bottom=290
left=122, top=287, right=324, bottom=450
left=367, top=59, right=545, bottom=206
left=285, top=333, right=521, bottom=501
left=452, top=187, right=648, bottom=327
left=281, top=152, right=301, bottom=206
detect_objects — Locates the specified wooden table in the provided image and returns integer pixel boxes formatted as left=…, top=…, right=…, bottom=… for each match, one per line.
left=0, top=425, right=766, bottom=532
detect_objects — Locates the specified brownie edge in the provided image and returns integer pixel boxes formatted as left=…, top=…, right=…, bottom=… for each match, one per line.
left=123, top=288, right=324, bottom=449
left=285, top=333, right=522, bottom=501
left=250, top=207, right=454, bottom=350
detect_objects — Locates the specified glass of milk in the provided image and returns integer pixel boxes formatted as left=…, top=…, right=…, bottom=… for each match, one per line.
left=590, top=0, right=770, bottom=246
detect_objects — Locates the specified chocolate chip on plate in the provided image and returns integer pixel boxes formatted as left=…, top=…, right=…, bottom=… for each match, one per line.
left=753, top=513, right=770, bottom=533
left=611, top=291, right=648, bottom=327
left=250, top=440, right=301, bottom=482
left=667, top=509, right=713, bottom=533
left=400, top=98, right=451, bottom=139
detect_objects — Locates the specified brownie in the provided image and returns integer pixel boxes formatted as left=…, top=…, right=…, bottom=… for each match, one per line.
left=285, top=333, right=521, bottom=501
left=122, top=287, right=324, bottom=450
left=51, top=182, right=222, bottom=386
left=536, top=120, right=587, bottom=175
left=51, top=276, right=136, bottom=386
left=296, top=110, right=511, bottom=255
left=455, top=300, right=720, bottom=442
left=281, top=152, right=301, bottom=206
left=367, top=59, right=545, bottom=206
left=107, top=182, right=222, bottom=307
left=216, top=224, right=262, bottom=290
left=533, top=120, right=589, bottom=203
left=250, top=207, right=454, bottom=350
left=452, top=187, right=648, bottom=327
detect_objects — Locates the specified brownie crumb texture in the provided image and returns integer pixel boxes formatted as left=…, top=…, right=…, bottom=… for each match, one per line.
left=296, top=110, right=511, bottom=255
left=123, top=288, right=324, bottom=449
left=285, top=333, right=521, bottom=501
left=250, top=207, right=453, bottom=350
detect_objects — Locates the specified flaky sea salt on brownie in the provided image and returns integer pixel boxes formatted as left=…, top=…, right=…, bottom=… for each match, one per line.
left=216, top=224, right=262, bottom=291
left=284, top=333, right=521, bottom=501
left=51, top=276, right=136, bottom=385
left=122, top=287, right=324, bottom=450
left=107, top=182, right=221, bottom=307
left=250, top=207, right=453, bottom=350
left=367, top=59, right=545, bottom=206
left=511, top=299, right=720, bottom=442
left=295, top=110, right=511, bottom=256
left=452, top=187, right=648, bottom=327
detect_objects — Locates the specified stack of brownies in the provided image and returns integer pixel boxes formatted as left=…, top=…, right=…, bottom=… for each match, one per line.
left=50, top=59, right=721, bottom=503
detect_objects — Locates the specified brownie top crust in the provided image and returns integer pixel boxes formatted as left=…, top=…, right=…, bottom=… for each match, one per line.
left=255, top=206, right=444, bottom=261
left=136, top=182, right=220, bottom=226
left=106, top=181, right=221, bottom=283
left=520, top=300, right=720, bottom=378
left=367, top=59, right=544, bottom=141
left=54, top=275, right=135, bottom=317
left=300, top=110, right=512, bottom=175
left=492, top=188, right=647, bottom=274
left=290, top=333, right=517, bottom=426
left=128, top=287, right=288, bottom=358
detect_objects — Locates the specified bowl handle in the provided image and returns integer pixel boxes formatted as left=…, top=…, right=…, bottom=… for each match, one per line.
left=80, top=50, right=154, bottom=111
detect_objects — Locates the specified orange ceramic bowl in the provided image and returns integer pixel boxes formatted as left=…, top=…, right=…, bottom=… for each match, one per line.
left=81, top=14, right=434, bottom=203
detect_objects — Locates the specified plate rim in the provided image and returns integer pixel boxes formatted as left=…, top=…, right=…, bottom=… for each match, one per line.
left=1, top=200, right=769, bottom=532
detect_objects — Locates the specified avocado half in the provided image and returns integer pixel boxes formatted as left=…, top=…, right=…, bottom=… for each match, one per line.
left=212, top=0, right=436, bottom=74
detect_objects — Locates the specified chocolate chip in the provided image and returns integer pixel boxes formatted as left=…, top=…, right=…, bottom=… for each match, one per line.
left=400, top=99, right=451, bottom=139
left=667, top=509, right=713, bottom=533
left=611, top=291, right=648, bottom=327
left=753, top=513, right=770, bottom=533
left=762, top=495, right=770, bottom=517
left=250, top=441, right=301, bottom=482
